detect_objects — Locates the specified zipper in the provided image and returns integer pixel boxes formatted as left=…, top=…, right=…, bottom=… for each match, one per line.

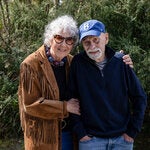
left=100, top=70, right=104, bottom=77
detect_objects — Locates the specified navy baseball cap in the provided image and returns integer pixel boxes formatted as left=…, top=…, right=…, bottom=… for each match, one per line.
left=79, top=20, right=105, bottom=41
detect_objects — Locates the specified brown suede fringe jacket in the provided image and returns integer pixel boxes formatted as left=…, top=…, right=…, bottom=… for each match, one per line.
left=18, top=45, right=73, bottom=150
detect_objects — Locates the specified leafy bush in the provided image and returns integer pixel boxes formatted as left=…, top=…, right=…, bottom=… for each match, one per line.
left=0, top=0, right=149, bottom=140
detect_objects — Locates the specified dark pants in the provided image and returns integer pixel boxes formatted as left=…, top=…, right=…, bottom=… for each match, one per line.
left=62, top=131, right=74, bottom=150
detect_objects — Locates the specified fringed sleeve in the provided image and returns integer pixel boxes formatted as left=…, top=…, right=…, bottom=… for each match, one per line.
left=18, top=61, right=68, bottom=121
left=18, top=60, right=68, bottom=146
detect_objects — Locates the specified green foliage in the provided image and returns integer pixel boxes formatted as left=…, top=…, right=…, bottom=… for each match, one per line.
left=0, top=48, right=21, bottom=138
left=0, top=92, right=21, bottom=139
left=0, top=67, right=20, bottom=138
left=0, top=0, right=149, bottom=140
left=9, top=0, right=53, bottom=51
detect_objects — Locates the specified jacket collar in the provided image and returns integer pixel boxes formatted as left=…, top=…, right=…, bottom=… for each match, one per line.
left=36, top=45, right=59, bottom=99
left=35, top=45, right=72, bottom=99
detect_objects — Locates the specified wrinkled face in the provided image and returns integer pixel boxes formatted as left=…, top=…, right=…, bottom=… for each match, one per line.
left=49, top=31, right=76, bottom=61
left=82, top=33, right=109, bottom=62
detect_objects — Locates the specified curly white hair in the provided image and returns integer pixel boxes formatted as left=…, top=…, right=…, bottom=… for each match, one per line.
left=43, top=15, right=79, bottom=47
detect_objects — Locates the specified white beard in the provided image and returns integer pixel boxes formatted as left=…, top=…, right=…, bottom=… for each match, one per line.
left=86, top=48, right=103, bottom=61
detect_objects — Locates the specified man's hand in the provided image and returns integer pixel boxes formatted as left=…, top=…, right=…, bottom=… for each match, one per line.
left=120, top=50, right=134, bottom=68
left=122, top=133, right=134, bottom=142
left=80, top=135, right=92, bottom=142
left=67, top=98, right=80, bottom=115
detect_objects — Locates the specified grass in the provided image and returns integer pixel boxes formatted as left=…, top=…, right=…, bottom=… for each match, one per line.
left=0, top=138, right=24, bottom=150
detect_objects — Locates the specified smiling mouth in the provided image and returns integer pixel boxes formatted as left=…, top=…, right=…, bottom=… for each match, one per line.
left=58, top=48, right=66, bottom=52
left=89, top=50, right=99, bottom=54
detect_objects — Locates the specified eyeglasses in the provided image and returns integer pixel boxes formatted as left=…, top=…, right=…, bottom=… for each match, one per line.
left=54, top=35, right=76, bottom=45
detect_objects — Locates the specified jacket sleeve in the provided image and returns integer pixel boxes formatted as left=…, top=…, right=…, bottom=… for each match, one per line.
left=18, top=62, right=68, bottom=120
left=67, top=58, right=87, bottom=140
left=125, top=65, right=147, bottom=138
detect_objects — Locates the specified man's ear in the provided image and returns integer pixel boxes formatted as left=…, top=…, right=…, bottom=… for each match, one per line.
left=105, top=33, right=109, bottom=44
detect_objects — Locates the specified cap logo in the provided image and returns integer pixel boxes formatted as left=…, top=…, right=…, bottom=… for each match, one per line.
left=83, top=23, right=90, bottom=31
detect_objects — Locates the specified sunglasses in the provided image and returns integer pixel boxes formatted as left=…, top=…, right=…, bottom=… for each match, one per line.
left=54, top=35, right=76, bottom=45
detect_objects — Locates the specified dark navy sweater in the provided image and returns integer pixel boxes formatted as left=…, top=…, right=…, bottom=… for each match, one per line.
left=68, top=47, right=147, bottom=140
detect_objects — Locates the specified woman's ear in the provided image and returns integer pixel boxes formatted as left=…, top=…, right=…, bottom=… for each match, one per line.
left=49, top=39, right=53, bottom=46
left=105, top=33, right=109, bottom=44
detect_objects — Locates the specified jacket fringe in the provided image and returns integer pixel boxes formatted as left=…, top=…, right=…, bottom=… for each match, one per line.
left=25, top=113, right=58, bottom=145
left=21, top=63, right=36, bottom=94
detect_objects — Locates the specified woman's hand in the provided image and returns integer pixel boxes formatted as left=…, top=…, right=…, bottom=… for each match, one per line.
left=120, top=50, right=134, bottom=68
left=67, top=98, right=80, bottom=115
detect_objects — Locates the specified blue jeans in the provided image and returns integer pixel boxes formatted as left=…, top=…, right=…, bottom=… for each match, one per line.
left=62, top=131, right=74, bottom=150
left=79, top=136, right=133, bottom=150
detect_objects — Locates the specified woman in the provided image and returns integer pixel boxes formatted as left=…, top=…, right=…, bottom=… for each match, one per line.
left=18, top=15, right=133, bottom=150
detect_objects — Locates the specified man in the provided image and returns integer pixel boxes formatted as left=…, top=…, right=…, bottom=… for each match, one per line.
left=68, top=20, right=147, bottom=150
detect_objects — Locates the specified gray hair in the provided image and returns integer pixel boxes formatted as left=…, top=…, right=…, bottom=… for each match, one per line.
left=44, top=15, right=79, bottom=47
